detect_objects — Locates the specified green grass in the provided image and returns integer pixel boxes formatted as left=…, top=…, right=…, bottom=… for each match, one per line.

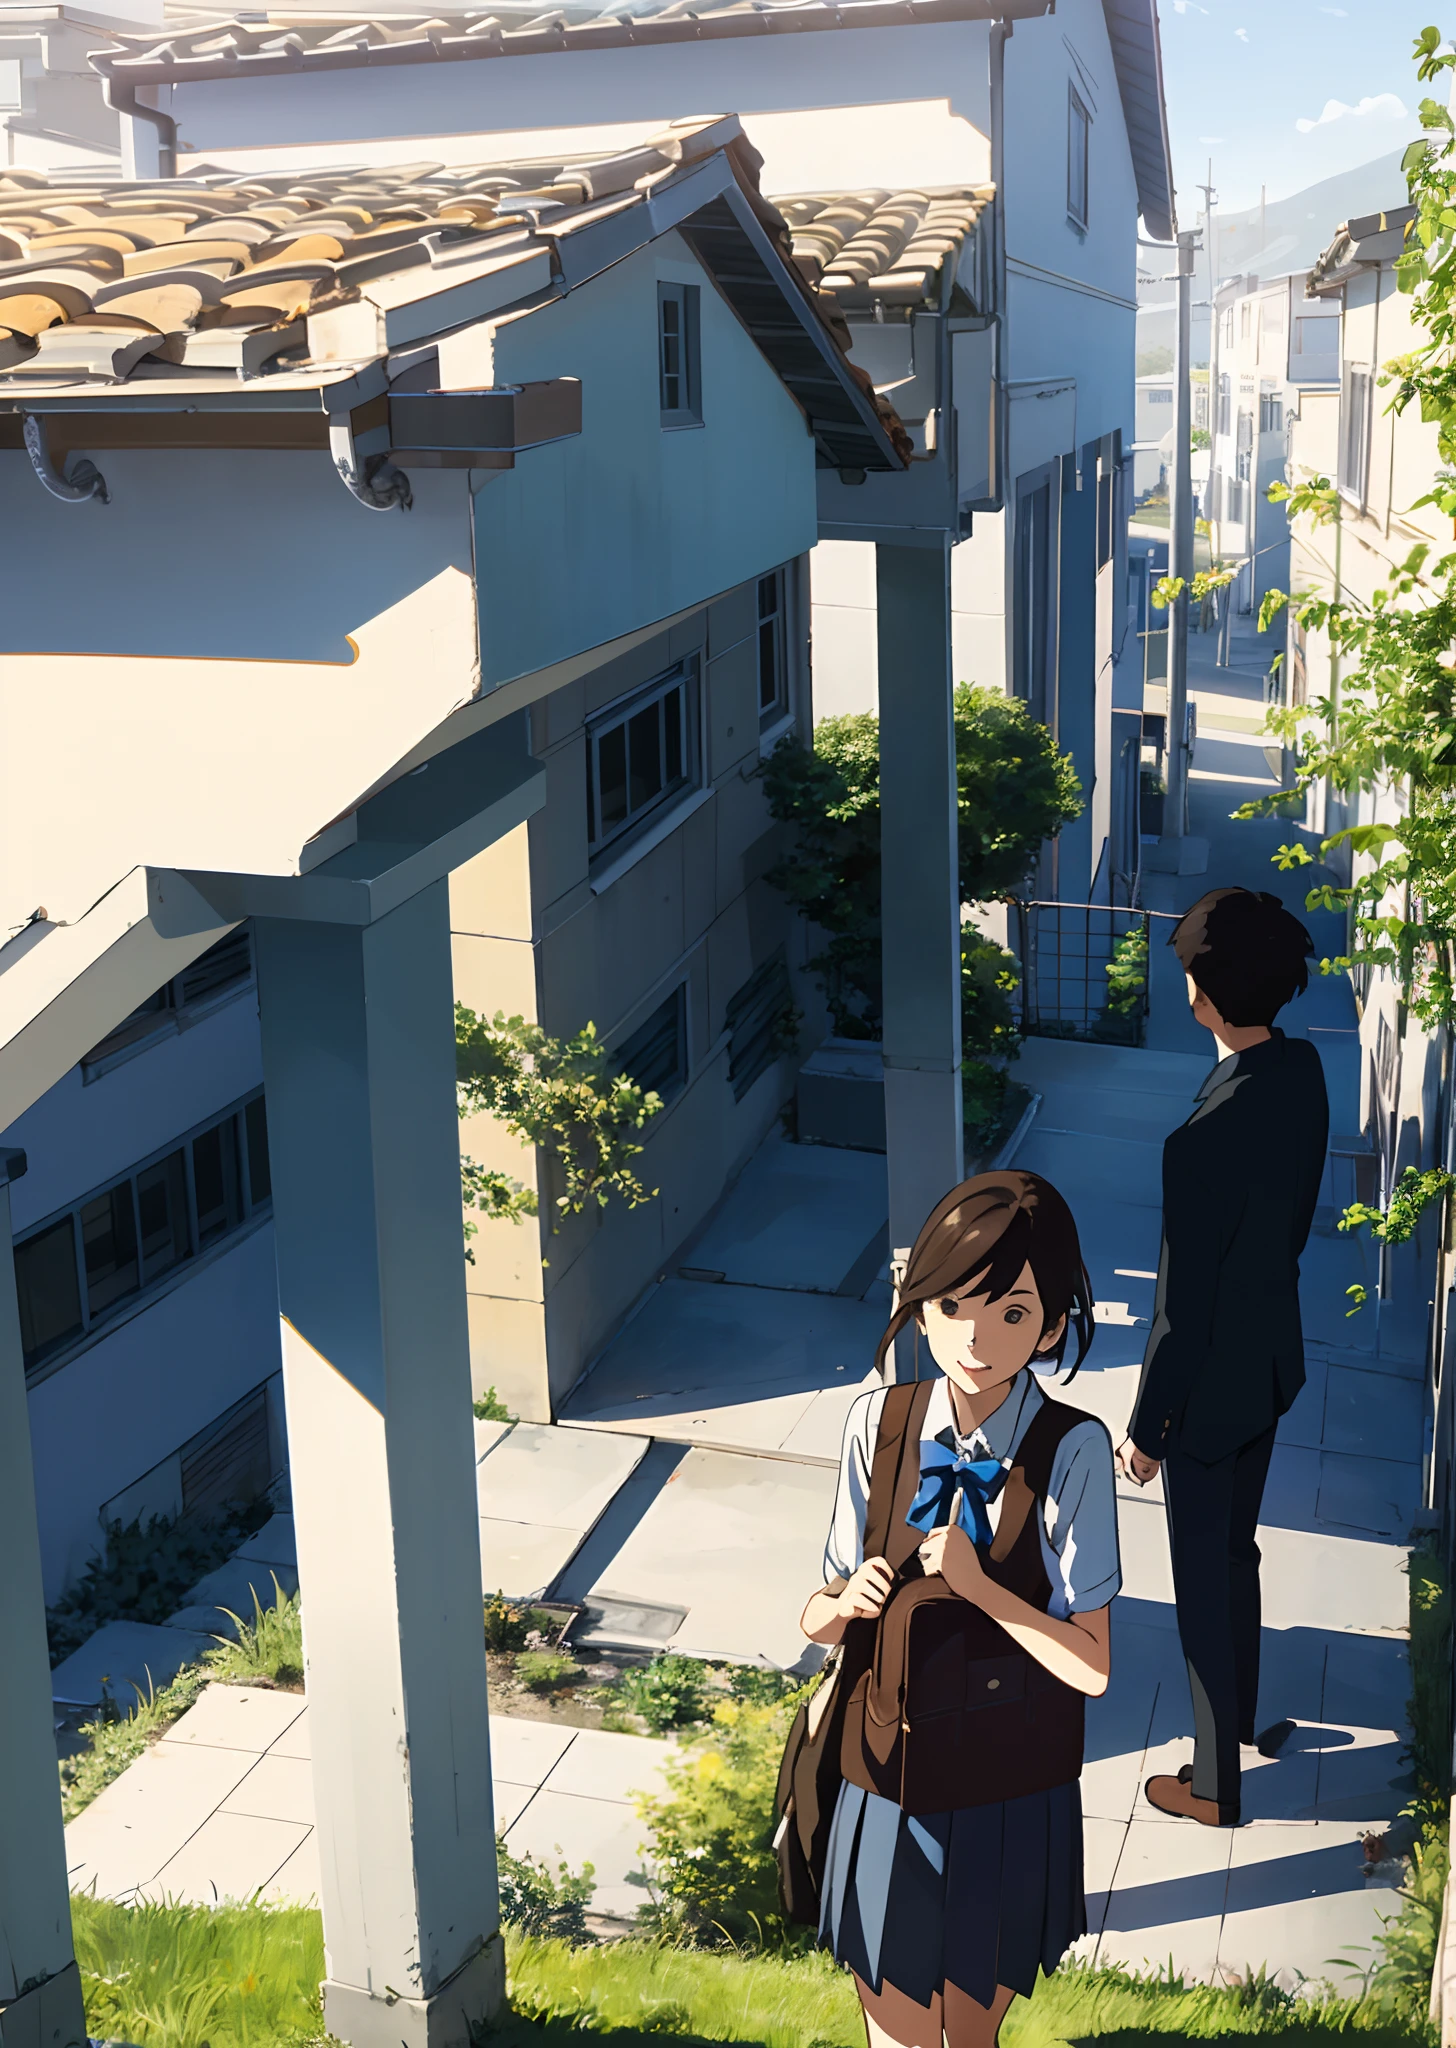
left=61, top=1663, right=215, bottom=1822
left=1364, top=1536, right=1452, bottom=2030
left=207, top=1581, right=304, bottom=1689
left=60, top=1583, right=304, bottom=1823
left=74, top=1894, right=326, bottom=2048
left=71, top=1904, right=1439, bottom=2048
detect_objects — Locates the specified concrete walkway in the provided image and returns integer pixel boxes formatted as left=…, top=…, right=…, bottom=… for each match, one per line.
left=65, top=1682, right=676, bottom=1924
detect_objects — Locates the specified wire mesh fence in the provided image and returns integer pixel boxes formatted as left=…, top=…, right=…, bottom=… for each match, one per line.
left=1011, top=900, right=1153, bottom=1047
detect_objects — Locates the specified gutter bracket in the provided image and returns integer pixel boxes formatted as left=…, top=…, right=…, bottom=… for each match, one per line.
left=22, top=415, right=108, bottom=504
left=328, top=414, right=412, bottom=512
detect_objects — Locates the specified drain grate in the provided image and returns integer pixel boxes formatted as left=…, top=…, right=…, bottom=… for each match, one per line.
left=570, top=1596, right=686, bottom=1650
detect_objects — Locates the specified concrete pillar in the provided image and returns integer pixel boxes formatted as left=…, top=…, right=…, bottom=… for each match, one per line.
left=254, top=882, right=501, bottom=2048
left=0, top=1148, right=88, bottom=2048
left=877, top=540, right=964, bottom=1281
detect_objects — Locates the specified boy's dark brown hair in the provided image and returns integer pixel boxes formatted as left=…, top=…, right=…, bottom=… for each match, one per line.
left=1170, top=886, right=1315, bottom=1027
left=874, top=1170, right=1095, bottom=1380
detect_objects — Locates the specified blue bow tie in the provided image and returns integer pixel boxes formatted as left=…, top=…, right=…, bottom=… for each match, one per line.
left=905, top=1429, right=1008, bottom=1548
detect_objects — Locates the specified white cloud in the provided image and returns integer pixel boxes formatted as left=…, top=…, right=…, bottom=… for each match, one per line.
left=1173, top=1, right=1209, bottom=12
left=1233, top=25, right=1249, bottom=40
left=1295, top=91, right=1408, bottom=133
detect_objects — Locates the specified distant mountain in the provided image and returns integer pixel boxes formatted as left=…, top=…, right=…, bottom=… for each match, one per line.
left=1207, top=150, right=1409, bottom=284
left=1137, top=149, right=1410, bottom=363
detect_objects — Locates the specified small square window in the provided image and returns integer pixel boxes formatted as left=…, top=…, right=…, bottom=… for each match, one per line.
left=757, top=571, right=789, bottom=731
left=1067, top=88, right=1090, bottom=229
left=659, top=282, right=701, bottom=427
left=613, top=986, right=688, bottom=1105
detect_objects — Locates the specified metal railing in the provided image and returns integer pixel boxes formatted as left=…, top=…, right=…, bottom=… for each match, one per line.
left=1011, top=900, right=1154, bottom=1048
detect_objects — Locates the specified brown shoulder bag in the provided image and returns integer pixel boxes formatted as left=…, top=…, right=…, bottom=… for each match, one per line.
left=772, top=1382, right=927, bottom=1927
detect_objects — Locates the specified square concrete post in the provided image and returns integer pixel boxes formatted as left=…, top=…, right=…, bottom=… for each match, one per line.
left=876, top=541, right=964, bottom=1288
left=0, top=1149, right=89, bottom=2048
left=253, top=882, right=501, bottom=2048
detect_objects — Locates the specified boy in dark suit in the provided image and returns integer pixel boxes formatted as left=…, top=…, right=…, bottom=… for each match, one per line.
left=1118, top=887, right=1329, bottom=1826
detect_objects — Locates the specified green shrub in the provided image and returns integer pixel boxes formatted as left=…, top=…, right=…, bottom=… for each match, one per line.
left=762, top=690, right=1077, bottom=1041
left=954, top=685, right=1082, bottom=903
left=207, top=1579, right=304, bottom=1689
left=963, top=1060, right=1011, bottom=1156
left=497, top=1839, right=596, bottom=1944
left=617, top=1655, right=710, bottom=1734
left=474, top=1386, right=518, bottom=1423
left=457, top=1007, right=662, bottom=1231
left=1367, top=1536, right=1452, bottom=2028
left=635, top=1691, right=808, bottom=1948
left=517, top=1649, right=577, bottom=1693
left=726, top=1666, right=801, bottom=1708
left=962, top=930, right=1021, bottom=1061
left=47, top=1506, right=267, bottom=1666
left=1105, top=924, right=1150, bottom=1018
left=485, top=1591, right=555, bottom=1652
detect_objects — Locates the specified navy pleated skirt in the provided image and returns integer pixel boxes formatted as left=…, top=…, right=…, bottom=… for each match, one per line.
left=817, top=1778, right=1086, bottom=2009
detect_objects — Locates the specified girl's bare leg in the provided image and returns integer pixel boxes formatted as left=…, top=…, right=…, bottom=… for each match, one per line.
left=854, top=1975, right=1016, bottom=2048
left=943, top=1983, right=1016, bottom=2048
left=853, top=1973, right=942, bottom=2048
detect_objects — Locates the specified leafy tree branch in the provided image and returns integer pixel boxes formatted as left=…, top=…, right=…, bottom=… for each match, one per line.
left=456, top=1007, right=662, bottom=1238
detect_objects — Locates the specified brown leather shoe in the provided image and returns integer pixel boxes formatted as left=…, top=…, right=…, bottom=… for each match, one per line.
left=1144, top=1773, right=1241, bottom=1826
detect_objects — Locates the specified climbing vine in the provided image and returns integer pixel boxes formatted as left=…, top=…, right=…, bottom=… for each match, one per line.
left=456, top=1007, right=662, bottom=1243
left=1226, top=30, right=1456, bottom=1257
left=1233, top=32, right=1456, bottom=1040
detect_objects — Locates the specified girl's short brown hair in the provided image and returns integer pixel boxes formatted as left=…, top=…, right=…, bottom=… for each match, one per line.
left=874, top=1170, right=1095, bottom=1380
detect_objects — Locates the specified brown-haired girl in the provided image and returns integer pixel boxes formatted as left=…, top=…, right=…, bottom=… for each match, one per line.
left=800, top=1171, right=1119, bottom=2048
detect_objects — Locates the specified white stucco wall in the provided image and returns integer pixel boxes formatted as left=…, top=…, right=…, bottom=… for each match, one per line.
left=475, top=232, right=819, bottom=687
left=809, top=518, right=1009, bottom=720
left=1, top=985, right=262, bottom=1230
left=169, top=24, right=994, bottom=172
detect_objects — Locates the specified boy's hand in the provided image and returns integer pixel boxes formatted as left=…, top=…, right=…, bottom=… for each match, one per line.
left=1117, top=1437, right=1162, bottom=1486
left=835, top=1555, right=895, bottom=1620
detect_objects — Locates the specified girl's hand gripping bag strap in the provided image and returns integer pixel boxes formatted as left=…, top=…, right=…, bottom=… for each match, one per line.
left=773, top=1383, right=923, bottom=1926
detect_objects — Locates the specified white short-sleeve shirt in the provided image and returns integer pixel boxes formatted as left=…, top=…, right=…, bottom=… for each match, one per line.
left=822, top=1370, right=1122, bottom=1621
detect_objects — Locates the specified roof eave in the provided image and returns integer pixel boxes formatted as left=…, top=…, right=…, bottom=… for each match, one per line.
left=90, top=0, right=1053, bottom=89
left=1101, top=0, right=1175, bottom=244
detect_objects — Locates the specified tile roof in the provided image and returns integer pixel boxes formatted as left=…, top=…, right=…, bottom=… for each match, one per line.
left=1308, top=203, right=1416, bottom=294
left=0, top=118, right=910, bottom=472
left=779, top=185, right=993, bottom=311
left=93, top=0, right=1051, bottom=86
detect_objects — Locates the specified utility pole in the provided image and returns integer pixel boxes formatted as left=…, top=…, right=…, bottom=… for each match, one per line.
left=1146, top=227, right=1208, bottom=874
left=1197, top=166, right=1223, bottom=660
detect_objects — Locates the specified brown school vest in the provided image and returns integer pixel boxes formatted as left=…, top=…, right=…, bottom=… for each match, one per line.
left=840, top=1379, right=1091, bottom=1816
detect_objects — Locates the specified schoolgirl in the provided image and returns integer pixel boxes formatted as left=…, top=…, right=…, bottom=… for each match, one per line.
left=799, top=1170, right=1120, bottom=2048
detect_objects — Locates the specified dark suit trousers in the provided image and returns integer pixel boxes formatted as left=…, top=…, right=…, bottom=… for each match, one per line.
left=1162, top=1423, right=1278, bottom=1810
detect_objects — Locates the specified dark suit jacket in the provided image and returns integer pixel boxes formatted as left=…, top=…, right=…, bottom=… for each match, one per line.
left=1129, top=1029, right=1329, bottom=1465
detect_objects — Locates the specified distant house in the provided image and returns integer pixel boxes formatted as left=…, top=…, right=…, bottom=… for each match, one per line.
left=1205, top=269, right=1339, bottom=615
left=1133, top=369, right=1174, bottom=500
left=0, top=124, right=902, bottom=1591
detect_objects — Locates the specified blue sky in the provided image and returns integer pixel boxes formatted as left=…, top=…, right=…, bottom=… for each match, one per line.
left=1159, top=0, right=1435, bottom=213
